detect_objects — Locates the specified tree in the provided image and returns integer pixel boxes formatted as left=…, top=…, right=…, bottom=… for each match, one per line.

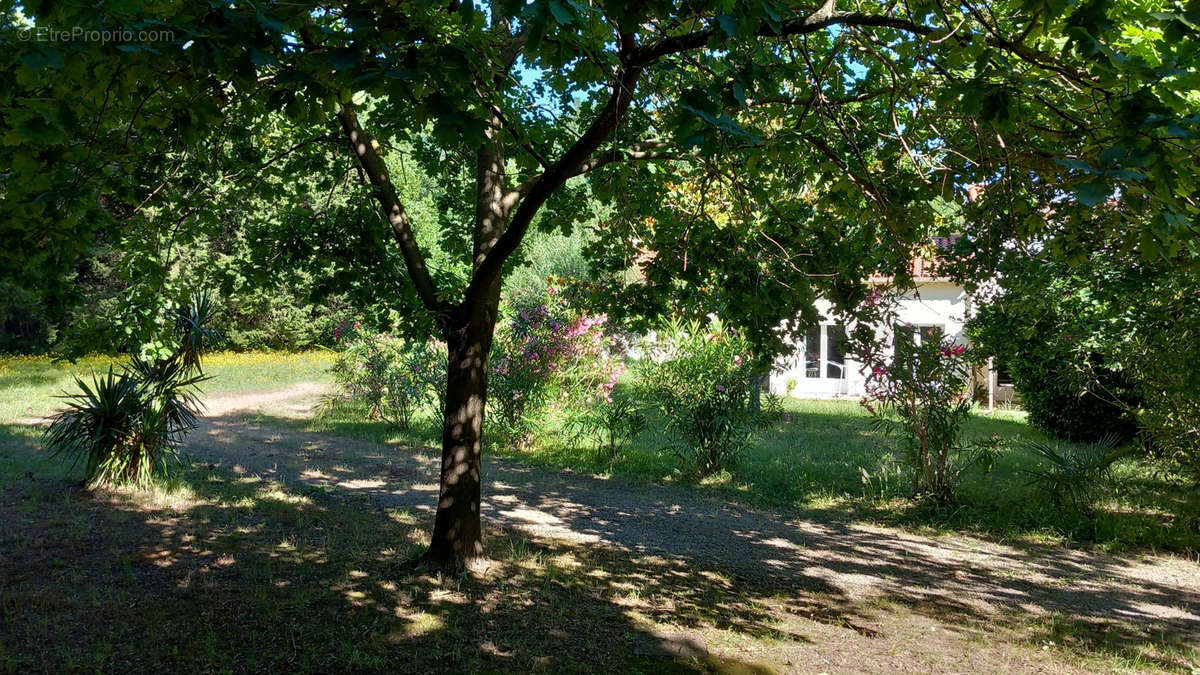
left=3, top=1, right=1197, bottom=566
left=969, top=223, right=1200, bottom=468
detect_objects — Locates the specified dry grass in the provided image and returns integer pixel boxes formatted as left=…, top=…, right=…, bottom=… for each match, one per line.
left=2, top=442, right=1195, bottom=673
left=3, top=355, right=1198, bottom=672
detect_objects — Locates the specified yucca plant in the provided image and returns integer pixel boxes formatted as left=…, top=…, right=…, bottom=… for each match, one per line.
left=44, top=293, right=217, bottom=487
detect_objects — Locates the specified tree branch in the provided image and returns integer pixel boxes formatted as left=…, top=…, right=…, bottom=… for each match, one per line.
left=748, top=88, right=891, bottom=108
left=510, top=141, right=675, bottom=197
left=631, top=7, right=933, bottom=66
left=337, top=103, right=447, bottom=314
left=466, top=37, right=645, bottom=302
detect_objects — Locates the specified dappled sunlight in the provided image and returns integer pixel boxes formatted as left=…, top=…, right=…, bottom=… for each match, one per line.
left=4, top=388, right=1199, bottom=672
left=337, top=478, right=387, bottom=490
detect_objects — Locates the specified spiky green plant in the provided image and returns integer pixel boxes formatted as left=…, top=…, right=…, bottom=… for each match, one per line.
left=1022, top=434, right=1131, bottom=514
left=44, top=293, right=216, bottom=487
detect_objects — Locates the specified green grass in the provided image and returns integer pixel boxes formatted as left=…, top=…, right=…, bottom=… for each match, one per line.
left=6, top=351, right=1193, bottom=553
left=0, top=350, right=335, bottom=486
left=518, top=396, right=1200, bottom=553
left=298, top=385, right=1200, bottom=553
left=0, top=350, right=335, bottom=423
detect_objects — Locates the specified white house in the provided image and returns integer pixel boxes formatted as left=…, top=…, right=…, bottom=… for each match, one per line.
left=769, top=240, right=1009, bottom=406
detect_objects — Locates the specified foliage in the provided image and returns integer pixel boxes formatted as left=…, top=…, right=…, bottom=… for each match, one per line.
left=3, top=0, right=1196, bottom=364
left=636, top=319, right=763, bottom=477
left=217, top=288, right=356, bottom=352
left=862, top=327, right=995, bottom=501
left=489, top=289, right=622, bottom=448
left=6, top=0, right=1198, bottom=562
left=968, top=279, right=1141, bottom=444
left=329, top=327, right=445, bottom=430
left=1093, top=260, right=1200, bottom=478
left=1022, top=435, right=1129, bottom=515
left=967, top=235, right=1198, bottom=475
left=43, top=293, right=217, bottom=486
left=563, top=389, right=647, bottom=461
left=0, top=281, right=51, bottom=353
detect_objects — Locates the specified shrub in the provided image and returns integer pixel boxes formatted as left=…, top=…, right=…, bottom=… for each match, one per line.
left=563, top=388, right=646, bottom=461
left=1007, top=350, right=1139, bottom=444
left=636, top=319, right=761, bottom=477
left=1022, top=435, right=1131, bottom=515
left=1101, top=265, right=1200, bottom=479
left=44, top=294, right=217, bottom=487
left=329, top=328, right=445, bottom=430
left=489, top=288, right=622, bottom=448
left=862, top=327, right=995, bottom=501
left=218, top=288, right=357, bottom=352
left=967, top=263, right=1142, bottom=444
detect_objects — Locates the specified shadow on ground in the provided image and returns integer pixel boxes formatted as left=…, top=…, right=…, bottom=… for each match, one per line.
left=3, top=409, right=1199, bottom=672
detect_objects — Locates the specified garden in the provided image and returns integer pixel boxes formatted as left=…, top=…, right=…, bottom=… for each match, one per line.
left=3, top=1, right=1200, bottom=672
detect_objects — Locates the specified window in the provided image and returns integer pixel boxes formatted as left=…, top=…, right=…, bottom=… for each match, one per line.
left=893, top=323, right=944, bottom=363
left=800, top=324, right=847, bottom=380
left=826, top=325, right=846, bottom=378
left=804, top=326, right=820, bottom=378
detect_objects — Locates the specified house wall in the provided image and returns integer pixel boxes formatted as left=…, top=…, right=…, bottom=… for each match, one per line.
left=769, top=281, right=973, bottom=399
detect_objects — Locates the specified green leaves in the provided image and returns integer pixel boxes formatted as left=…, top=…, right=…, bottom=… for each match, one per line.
left=3, top=0, right=1198, bottom=365
left=1073, top=180, right=1111, bottom=207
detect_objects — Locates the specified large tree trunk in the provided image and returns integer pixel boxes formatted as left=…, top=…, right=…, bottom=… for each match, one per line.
left=424, top=302, right=497, bottom=566
left=422, top=100, right=509, bottom=567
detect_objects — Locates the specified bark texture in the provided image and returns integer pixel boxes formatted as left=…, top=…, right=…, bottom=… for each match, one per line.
left=425, top=304, right=496, bottom=564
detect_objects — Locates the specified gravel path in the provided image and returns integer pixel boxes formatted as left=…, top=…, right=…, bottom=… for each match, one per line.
left=187, top=384, right=1200, bottom=645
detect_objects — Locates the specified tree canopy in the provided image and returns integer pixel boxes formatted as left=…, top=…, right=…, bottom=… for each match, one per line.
left=3, top=0, right=1197, bottom=564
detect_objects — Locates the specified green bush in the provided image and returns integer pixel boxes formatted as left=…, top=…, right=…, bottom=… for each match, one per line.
left=218, top=289, right=355, bottom=351
left=635, top=319, right=761, bottom=477
left=968, top=300, right=1140, bottom=444
left=563, top=388, right=646, bottom=461
left=488, top=289, right=622, bottom=448
left=0, top=282, right=51, bottom=353
left=862, top=327, right=996, bottom=502
left=1014, top=354, right=1140, bottom=444
left=44, top=294, right=217, bottom=487
left=329, top=328, right=445, bottom=430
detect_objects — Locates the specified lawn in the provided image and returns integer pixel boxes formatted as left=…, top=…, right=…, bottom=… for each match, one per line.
left=6, top=352, right=1195, bottom=554
left=2, top=353, right=1198, bottom=672
left=0, top=351, right=333, bottom=487
left=0, top=350, right=334, bottom=423
left=310, top=388, right=1200, bottom=554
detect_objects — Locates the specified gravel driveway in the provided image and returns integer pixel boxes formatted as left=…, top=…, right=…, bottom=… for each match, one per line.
left=186, top=384, right=1200, bottom=651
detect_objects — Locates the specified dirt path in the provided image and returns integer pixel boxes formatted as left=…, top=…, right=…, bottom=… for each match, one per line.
left=186, top=384, right=1200, bottom=654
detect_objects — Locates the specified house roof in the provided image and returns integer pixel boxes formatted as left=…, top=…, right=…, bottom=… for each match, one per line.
left=869, top=235, right=961, bottom=284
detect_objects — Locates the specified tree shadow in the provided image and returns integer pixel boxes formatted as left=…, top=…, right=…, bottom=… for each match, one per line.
left=0, top=422, right=781, bottom=672
left=4, top=412, right=1199, bottom=672
left=196, top=413, right=1200, bottom=668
